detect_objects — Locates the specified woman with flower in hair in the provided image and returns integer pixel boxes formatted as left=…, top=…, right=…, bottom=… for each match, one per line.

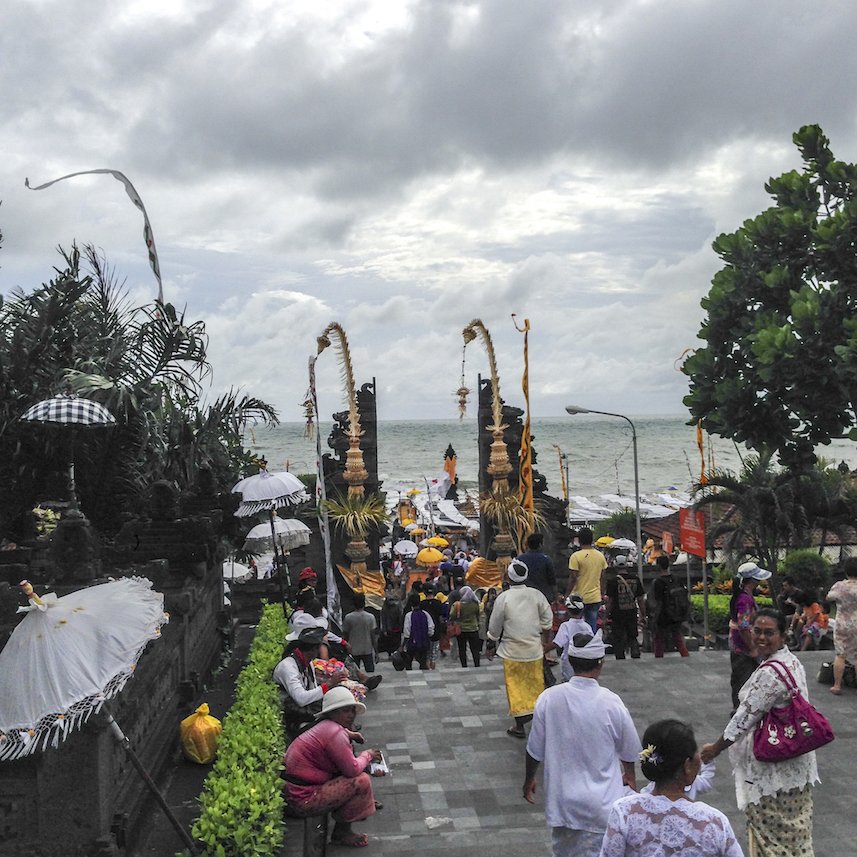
left=600, top=719, right=743, bottom=857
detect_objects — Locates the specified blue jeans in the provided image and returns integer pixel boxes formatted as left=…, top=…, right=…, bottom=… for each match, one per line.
left=583, top=602, right=601, bottom=633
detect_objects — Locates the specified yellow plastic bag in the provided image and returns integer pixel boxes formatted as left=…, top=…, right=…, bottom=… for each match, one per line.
left=180, top=703, right=222, bottom=764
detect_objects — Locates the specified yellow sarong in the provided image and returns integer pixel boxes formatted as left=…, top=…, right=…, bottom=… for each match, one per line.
left=502, top=658, right=544, bottom=718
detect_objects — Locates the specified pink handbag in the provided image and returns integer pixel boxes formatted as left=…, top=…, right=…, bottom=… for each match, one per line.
left=752, top=660, right=834, bottom=762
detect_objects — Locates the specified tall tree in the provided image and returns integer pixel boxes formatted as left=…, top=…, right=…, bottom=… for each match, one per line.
left=683, top=125, right=857, bottom=470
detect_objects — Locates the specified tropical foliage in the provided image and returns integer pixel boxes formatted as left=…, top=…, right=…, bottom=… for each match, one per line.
left=690, top=594, right=773, bottom=635
left=192, top=602, right=287, bottom=857
left=594, top=509, right=637, bottom=541
left=324, top=492, right=387, bottom=540
left=0, top=245, right=277, bottom=536
left=683, top=125, right=857, bottom=470
left=779, top=549, right=832, bottom=599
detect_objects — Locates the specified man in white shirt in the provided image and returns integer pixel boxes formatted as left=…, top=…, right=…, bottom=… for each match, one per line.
left=524, top=630, right=642, bottom=857
left=488, top=559, right=553, bottom=738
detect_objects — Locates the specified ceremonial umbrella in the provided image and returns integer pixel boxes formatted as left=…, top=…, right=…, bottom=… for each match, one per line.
left=20, top=391, right=116, bottom=513
left=243, top=516, right=312, bottom=554
left=416, top=547, right=444, bottom=567
left=232, top=467, right=310, bottom=613
left=608, top=538, right=637, bottom=551
left=393, top=539, right=418, bottom=558
left=595, top=536, right=615, bottom=547
left=424, top=535, right=449, bottom=548
left=0, top=578, right=197, bottom=853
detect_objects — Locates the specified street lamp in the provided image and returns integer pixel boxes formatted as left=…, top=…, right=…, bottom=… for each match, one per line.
left=565, top=405, right=643, bottom=583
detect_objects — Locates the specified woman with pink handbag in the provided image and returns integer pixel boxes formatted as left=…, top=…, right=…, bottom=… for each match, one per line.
left=702, top=608, right=828, bottom=856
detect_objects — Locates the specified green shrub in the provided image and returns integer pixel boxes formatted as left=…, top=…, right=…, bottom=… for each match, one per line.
left=192, top=602, right=287, bottom=857
left=689, top=594, right=773, bottom=634
left=778, top=549, right=831, bottom=598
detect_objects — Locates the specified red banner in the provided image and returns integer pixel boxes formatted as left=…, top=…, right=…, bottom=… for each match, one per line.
left=680, top=508, right=706, bottom=558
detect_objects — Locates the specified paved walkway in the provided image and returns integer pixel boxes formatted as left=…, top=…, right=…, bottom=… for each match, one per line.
left=285, top=648, right=854, bottom=857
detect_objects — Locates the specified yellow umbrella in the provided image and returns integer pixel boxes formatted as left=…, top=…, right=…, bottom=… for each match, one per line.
left=407, top=488, right=421, bottom=496
left=595, top=536, right=614, bottom=547
left=416, top=547, right=444, bottom=566
left=410, top=527, right=426, bottom=536
left=425, top=536, right=449, bottom=548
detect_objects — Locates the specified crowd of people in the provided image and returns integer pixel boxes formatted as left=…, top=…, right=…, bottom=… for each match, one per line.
left=267, top=538, right=847, bottom=856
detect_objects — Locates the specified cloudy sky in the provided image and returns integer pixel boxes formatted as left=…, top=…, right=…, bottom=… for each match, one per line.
left=2, top=0, right=857, bottom=422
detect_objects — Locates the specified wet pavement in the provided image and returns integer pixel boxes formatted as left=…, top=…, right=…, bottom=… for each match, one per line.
left=136, top=636, right=855, bottom=856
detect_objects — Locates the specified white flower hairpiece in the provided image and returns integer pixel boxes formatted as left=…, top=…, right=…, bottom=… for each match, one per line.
left=639, top=744, right=663, bottom=765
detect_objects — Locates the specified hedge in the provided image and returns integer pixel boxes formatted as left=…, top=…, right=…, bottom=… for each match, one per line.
left=190, top=602, right=287, bottom=857
left=690, top=594, right=773, bottom=634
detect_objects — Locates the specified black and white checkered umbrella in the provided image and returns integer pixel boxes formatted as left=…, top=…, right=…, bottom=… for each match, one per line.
left=21, top=394, right=115, bottom=428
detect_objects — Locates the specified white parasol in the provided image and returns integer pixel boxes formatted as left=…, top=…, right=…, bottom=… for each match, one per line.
left=608, top=538, right=637, bottom=550
left=0, top=577, right=198, bottom=853
left=243, top=516, right=311, bottom=553
left=222, top=559, right=254, bottom=582
left=0, top=577, right=166, bottom=760
left=393, top=540, right=418, bottom=558
left=231, top=469, right=309, bottom=517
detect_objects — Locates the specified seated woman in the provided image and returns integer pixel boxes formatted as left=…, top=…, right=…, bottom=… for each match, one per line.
left=283, top=686, right=384, bottom=848
left=273, top=626, right=347, bottom=733
left=601, top=719, right=743, bottom=857
left=792, top=591, right=829, bottom=651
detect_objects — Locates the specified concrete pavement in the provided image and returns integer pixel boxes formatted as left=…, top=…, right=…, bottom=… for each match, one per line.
left=290, top=648, right=854, bottom=857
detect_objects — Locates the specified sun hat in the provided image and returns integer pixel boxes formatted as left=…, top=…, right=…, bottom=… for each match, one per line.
left=299, top=567, right=318, bottom=582
left=507, top=559, right=529, bottom=583
left=737, top=561, right=772, bottom=581
left=286, top=615, right=328, bottom=641
left=315, top=685, right=366, bottom=718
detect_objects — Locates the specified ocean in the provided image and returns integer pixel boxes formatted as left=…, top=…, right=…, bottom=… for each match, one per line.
left=246, top=416, right=857, bottom=502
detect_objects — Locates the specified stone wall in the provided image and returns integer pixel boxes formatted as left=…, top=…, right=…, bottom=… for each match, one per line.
left=0, top=496, right=228, bottom=856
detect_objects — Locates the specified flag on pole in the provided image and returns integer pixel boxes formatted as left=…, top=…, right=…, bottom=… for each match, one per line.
left=309, top=355, right=341, bottom=627
left=443, top=444, right=457, bottom=484
left=696, top=420, right=707, bottom=486
left=25, top=169, right=164, bottom=303
left=512, top=315, right=534, bottom=537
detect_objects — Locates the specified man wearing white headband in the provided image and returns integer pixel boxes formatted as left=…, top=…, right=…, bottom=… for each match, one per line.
left=488, top=558, right=553, bottom=738
left=524, top=630, right=642, bottom=857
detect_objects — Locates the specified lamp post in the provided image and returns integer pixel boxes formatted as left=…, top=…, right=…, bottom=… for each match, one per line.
left=565, top=405, right=643, bottom=583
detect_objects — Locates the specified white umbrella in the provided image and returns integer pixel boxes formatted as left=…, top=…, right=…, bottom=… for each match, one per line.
left=232, top=469, right=309, bottom=517
left=608, top=538, right=637, bottom=550
left=232, top=468, right=310, bottom=613
left=243, top=517, right=311, bottom=553
left=222, top=559, right=254, bottom=582
left=394, top=539, right=418, bottom=558
left=0, top=578, right=197, bottom=853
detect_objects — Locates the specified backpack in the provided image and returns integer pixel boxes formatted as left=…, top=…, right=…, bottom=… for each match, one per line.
left=662, top=580, right=690, bottom=623
left=615, top=575, right=638, bottom=612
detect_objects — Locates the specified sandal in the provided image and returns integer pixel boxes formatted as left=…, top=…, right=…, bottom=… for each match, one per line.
left=830, top=687, right=843, bottom=695
left=506, top=727, right=526, bottom=739
left=374, top=800, right=383, bottom=811
left=331, top=832, right=369, bottom=848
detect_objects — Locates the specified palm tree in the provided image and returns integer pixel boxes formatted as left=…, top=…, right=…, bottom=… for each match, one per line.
left=693, top=450, right=804, bottom=576
left=0, top=245, right=277, bottom=535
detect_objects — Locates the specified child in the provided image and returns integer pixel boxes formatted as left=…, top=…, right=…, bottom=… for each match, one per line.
left=793, top=592, right=829, bottom=650
left=552, top=596, right=592, bottom=681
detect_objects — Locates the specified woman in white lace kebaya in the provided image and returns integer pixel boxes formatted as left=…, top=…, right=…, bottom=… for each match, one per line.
left=702, top=609, right=819, bottom=857
left=600, top=719, right=743, bottom=856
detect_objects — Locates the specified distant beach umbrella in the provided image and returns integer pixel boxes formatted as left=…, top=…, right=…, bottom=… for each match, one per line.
left=416, top=547, right=444, bottom=567
left=394, top=540, right=418, bottom=558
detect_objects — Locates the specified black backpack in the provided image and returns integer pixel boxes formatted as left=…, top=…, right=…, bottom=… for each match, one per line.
left=662, top=580, right=690, bottom=623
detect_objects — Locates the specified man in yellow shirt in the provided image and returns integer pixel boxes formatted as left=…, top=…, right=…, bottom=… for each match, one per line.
left=567, top=528, right=607, bottom=632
